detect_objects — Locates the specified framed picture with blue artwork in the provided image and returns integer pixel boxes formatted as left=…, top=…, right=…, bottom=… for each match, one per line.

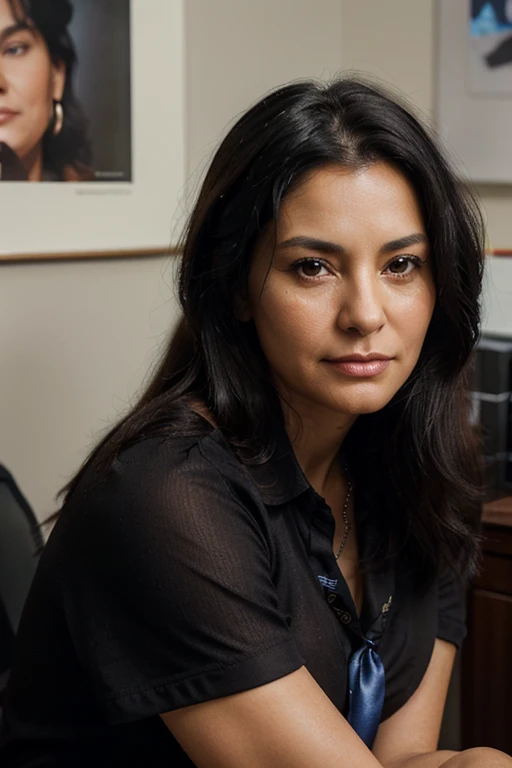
left=437, top=0, right=512, bottom=183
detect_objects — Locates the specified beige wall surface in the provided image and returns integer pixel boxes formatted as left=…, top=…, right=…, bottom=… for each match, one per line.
left=0, top=257, right=180, bottom=521
left=341, top=0, right=435, bottom=116
left=185, top=0, right=343, bottom=185
left=0, top=0, right=343, bottom=521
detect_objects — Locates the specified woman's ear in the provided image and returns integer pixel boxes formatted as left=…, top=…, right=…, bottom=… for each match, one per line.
left=52, top=60, right=66, bottom=102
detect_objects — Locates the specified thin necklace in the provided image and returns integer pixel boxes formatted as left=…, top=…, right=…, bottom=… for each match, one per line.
left=334, top=476, right=353, bottom=560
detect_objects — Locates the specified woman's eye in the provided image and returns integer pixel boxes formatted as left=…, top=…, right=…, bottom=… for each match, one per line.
left=294, top=259, right=330, bottom=279
left=385, top=256, right=422, bottom=277
left=4, top=42, right=29, bottom=56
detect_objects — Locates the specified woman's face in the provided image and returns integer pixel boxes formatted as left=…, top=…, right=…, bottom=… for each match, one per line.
left=243, top=162, right=436, bottom=422
left=0, top=0, right=65, bottom=169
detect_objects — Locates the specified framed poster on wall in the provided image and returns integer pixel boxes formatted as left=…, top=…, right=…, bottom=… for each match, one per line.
left=0, top=0, right=185, bottom=260
left=437, top=0, right=512, bottom=183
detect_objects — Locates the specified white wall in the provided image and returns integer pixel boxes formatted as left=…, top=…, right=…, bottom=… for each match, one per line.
left=341, top=0, right=512, bottom=336
left=0, top=257, right=180, bottom=520
left=0, top=0, right=343, bottom=522
left=185, top=0, right=343, bottom=179
left=341, top=0, right=435, bottom=115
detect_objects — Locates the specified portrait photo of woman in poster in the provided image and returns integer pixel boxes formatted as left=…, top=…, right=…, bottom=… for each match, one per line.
left=0, top=0, right=131, bottom=183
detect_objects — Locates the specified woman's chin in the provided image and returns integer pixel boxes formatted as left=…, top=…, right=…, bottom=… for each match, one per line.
left=322, top=383, right=403, bottom=417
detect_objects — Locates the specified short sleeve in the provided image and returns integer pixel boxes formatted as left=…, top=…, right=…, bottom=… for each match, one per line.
left=60, top=436, right=304, bottom=724
left=436, top=562, right=468, bottom=649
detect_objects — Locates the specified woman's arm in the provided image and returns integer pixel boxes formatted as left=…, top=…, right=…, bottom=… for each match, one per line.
left=161, top=660, right=512, bottom=768
left=372, top=638, right=512, bottom=768
left=372, top=637, right=457, bottom=767
left=161, top=665, right=384, bottom=768
left=385, top=751, right=512, bottom=768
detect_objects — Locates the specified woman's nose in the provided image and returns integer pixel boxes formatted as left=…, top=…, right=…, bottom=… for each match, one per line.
left=336, top=278, right=386, bottom=337
left=0, top=65, right=7, bottom=92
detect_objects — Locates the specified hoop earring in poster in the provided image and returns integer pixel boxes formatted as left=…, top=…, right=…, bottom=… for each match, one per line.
left=53, top=102, right=64, bottom=137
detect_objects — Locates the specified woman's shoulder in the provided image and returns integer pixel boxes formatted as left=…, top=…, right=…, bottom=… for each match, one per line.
left=77, top=428, right=242, bottom=499
left=45, top=427, right=272, bottom=589
left=59, top=427, right=259, bottom=539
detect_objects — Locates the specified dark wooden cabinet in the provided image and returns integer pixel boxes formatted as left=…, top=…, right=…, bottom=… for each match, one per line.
left=461, top=496, right=512, bottom=754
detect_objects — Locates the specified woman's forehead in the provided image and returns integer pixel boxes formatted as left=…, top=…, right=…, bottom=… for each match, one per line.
left=275, top=163, right=425, bottom=242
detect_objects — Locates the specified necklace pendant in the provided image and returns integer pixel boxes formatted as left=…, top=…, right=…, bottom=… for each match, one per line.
left=334, top=477, right=353, bottom=560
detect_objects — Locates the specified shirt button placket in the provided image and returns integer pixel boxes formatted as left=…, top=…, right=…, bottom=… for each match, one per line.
left=325, top=592, right=353, bottom=627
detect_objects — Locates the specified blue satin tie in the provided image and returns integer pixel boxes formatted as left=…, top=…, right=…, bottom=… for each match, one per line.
left=347, top=638, right=385, bottom=749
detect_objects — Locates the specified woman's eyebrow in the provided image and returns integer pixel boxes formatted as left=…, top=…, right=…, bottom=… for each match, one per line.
left=277, top=233, right=429, bottom=255
left=379, top=233, right=429, bottom=253
left=276, top=236, right=344, bottom=254
left=0, top=21, right=33, bottom=47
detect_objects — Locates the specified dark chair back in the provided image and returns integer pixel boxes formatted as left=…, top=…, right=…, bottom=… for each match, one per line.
left=0, top=466, right=42, bottom=687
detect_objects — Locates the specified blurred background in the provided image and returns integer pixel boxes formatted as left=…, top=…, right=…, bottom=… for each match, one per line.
left=0, top=0, right=511, bottom=754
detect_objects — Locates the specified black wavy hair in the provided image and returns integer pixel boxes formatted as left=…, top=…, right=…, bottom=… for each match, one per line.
left=8, top=0, right=92, bottom=176
left=58, top=77, right=485, bottom=590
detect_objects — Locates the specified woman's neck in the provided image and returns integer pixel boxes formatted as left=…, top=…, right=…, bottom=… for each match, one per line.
left=281, top=399, right=356, bottom=497
left=23, top=144, right=44, bottom=182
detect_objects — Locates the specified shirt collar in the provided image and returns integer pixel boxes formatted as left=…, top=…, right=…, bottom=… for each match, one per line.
left=206, top=412, right=368, bottom=518
left=239, top=415, right=370, bottom=521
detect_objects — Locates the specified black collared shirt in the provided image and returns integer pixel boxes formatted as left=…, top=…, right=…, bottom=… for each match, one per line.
left=0, top=426, right=466, bottom=767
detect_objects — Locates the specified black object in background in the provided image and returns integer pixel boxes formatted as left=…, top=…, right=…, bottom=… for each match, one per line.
left=472, top=335, right=512, bottom=492
left=0, top=465, right=42, bottom=704
left=486, top=35, right=512, bottom=67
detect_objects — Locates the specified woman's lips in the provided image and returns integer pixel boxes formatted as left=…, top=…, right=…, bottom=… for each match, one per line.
left=324, top=358, right=391, bottom=377
left=0, top=110, right=19, bottom=125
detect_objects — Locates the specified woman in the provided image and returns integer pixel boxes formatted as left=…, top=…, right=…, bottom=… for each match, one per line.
left=0, top=0, right=92, bottom=181
left=1, top=78, right=510, bottom=767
